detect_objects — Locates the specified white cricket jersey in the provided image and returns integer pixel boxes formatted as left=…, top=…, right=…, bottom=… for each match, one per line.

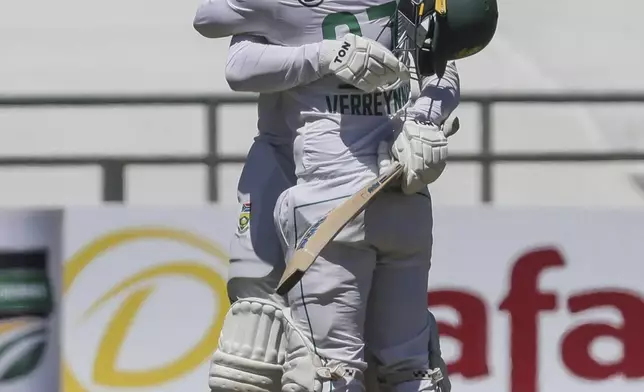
left=226, top=36, right=304, bottom=144
left=255, top=92, right=293, bottom=144
left=224, top=35, right=460, bottom=126
left=195, top=0, right=455, bottom=180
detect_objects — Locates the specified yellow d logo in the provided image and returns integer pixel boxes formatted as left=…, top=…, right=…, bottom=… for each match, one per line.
left=63, top=227, right=228, bottom=391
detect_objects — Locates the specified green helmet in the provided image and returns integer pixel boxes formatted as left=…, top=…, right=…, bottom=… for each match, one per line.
left=396, top=0, right=499, bottom=77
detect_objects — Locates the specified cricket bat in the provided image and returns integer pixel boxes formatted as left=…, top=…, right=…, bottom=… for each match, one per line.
left=275, top=162, right=404, bottom=295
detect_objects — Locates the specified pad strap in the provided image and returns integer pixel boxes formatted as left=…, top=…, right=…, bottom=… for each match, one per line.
left=380, top=367, right=443, bottom=386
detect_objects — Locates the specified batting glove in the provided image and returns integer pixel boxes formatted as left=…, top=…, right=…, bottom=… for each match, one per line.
left=382, top=116, right=460, bottom=194
left=319, top=33, right=410, bottom=93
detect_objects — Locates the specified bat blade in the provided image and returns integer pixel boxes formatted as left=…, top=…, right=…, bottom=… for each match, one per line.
left=275, top=162, right=403, bottom=295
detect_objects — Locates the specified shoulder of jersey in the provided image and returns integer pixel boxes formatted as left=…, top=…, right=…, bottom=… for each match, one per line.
left=295, top=0, right=325, bottom=8
left=231, top=0, right=284, bottom=10
left=246, top=0, right=310, bottom=9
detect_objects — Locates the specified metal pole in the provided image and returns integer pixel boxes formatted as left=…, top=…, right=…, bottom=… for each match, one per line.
left=206, top=103, right=219, bottom=202
left=102, top=161, right=125, bottom=202
left=480, top=103, right=493, bottom=203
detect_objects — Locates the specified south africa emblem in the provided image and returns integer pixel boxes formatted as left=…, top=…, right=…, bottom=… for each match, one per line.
left=237, top=202, right=251, bottom=234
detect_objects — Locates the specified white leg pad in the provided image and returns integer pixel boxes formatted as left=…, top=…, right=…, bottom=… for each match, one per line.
left=281, top=309, right=364, bottom=392
left=209, top=298, right=286, bottom=392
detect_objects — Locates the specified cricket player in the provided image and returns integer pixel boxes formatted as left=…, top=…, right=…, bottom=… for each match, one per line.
left=203, top=35, right=454, bottom=392
left=194, top=0, right=497, bottom=391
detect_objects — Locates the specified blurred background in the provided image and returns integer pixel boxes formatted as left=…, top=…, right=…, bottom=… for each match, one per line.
left=2, top=0, right=644, bottom=207
left=1, top=1, right=644, bottom=392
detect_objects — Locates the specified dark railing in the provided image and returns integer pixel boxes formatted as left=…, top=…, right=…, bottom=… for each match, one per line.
left=1, top=93, right=644, bottom=203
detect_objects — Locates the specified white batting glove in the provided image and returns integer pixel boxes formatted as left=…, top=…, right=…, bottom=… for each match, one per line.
left=388, top=117, right=460, bottom=194
left=320, top=33, right=410, bottom=93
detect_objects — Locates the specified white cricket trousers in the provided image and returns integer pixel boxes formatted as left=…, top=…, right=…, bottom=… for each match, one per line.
left=275, top=171, right=435, bottom=392
left=228, top=137, right=296, bottom=305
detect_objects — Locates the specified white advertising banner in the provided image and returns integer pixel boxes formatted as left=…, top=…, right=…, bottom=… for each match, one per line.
left=61, top=206, right=235, bottom=392
left=0, top=210, right=62, bottom=392
left=430, top=208, right=644, bottom=392
left=60, top=206, right=644, bottom=392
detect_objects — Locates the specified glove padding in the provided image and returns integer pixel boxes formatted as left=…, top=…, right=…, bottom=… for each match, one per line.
left=320, top=33, right=410, bottom=93
left=381, top=117, right=460, bottom=195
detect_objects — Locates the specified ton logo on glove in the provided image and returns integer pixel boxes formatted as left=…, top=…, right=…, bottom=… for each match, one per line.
left=333, top=42, right=351, bottom=64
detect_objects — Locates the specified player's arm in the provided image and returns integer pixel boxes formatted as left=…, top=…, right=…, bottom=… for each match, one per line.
left=193, top=0, right=269, bottom=38
left=226, top=35, right=325, bottom=93
left=385, top=62, right=461, bottom=194
left=226, top=33, right=410, bottom=93
left=407, top=61, right=460, bottom=125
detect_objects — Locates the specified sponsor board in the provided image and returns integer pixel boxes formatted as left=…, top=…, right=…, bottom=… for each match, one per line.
left=61, top=207, right=235, bottom=392
left=59, top=206, right=644, bottom=392
left=0, top=210, right=62, bottom=392
left=429, top=208, right=644, bottom=392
